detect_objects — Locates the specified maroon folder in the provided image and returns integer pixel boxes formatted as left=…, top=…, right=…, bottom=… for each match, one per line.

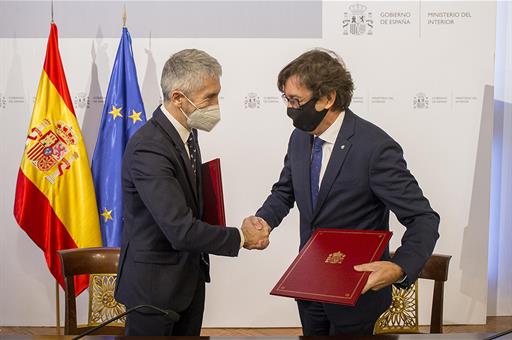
left=270, top=228, right=392, bottom=306
left=201, top=158, right=226, bottom=226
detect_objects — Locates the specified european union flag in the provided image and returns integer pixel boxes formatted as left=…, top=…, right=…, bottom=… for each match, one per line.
left=92, top=27, right=146, bottom=247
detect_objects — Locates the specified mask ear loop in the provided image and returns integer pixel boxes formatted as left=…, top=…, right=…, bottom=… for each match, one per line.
left=178, top=106, right=190, bottom=120
left=177, top=91, right=201, bottom=110
left=177, top=92, right=200, bottom=122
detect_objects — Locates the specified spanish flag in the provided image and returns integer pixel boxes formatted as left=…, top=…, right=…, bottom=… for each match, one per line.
left=13, top=23, right=102, bottom=295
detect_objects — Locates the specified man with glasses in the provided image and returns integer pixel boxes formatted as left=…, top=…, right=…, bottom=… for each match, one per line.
left=115, top=49, right=269, bottom=336
left=254, top=49, right=440, bottom=335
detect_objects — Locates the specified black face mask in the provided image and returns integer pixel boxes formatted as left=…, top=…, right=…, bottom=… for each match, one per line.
left=287, top=98, right=329, bottom=132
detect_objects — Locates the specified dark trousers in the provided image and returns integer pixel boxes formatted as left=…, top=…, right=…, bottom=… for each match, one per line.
left=297, top=300, right=376, bottom=336
left=125, top=279, right=205, bottom=336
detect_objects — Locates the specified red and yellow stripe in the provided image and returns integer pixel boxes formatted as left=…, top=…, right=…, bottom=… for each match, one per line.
left=14, top=23, right=102, bottom=295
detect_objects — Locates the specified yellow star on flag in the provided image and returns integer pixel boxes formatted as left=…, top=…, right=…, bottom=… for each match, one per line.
left=100, top=208, right=113, bottom=222
left=108, top=105, right=123, bottom=120
left=128, top=110, right=143, bottom=124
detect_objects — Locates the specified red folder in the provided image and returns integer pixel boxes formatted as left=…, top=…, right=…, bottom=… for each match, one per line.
left=270, top=228, right=392, bottom=306
left=201, top=158, right=226, bottom=226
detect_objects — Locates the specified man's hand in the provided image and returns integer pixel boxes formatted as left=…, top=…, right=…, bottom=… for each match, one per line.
left=354, top=261, right=404, bottom=294
left=241, top=216, right=271, bottom=250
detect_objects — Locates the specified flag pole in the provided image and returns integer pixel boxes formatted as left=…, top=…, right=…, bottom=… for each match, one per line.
left=56, top=280, right=61, bottom=335
left=122, top=3, right=127, bottom=27
left=50, top=1, right=60, bottom=334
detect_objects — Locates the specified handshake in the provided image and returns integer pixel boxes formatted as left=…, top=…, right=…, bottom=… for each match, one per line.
left=241, top=216, right=271, bottom=250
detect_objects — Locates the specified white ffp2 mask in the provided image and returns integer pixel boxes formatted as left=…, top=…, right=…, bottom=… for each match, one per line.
left=179, top=95, right=221, bottom=132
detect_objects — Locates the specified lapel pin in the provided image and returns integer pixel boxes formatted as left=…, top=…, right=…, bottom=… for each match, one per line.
left=341, top=144, right=346, bottom=150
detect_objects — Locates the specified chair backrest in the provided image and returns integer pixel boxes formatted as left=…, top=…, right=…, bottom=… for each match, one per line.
left=374, top=253, right=451, bottom=334
left=418, top=254, right=452, bottom=333
left=58, top=247, right=125, bottom=335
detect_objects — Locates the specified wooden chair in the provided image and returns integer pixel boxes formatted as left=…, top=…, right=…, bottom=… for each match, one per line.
left=374, top=253, right=452, bottom=334
left=58, top=247, right=125, bottom=335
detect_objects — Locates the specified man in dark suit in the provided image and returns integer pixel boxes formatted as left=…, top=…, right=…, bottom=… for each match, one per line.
left=115, top=49, right=269, bottom=336
left=255, top=49, right=440, bottom=335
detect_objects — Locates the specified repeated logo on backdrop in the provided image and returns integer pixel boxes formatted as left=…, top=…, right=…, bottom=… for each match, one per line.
left=0, top=4, right=481, bottom=116
left=242, top=93, right=280, bottom=110
left=341, top=3, right=475, bottom=37
left=0, top=93, right=6, bottom=109
left=244, top=93, right=261, bottom=109
left=342, top=4, right=374, bottom=35
left=74, top=92, right=90, bottom=109
left=0, top=93, right=26, bottom=109
left=336, top=3, right=479, bottom=113
left=413, top=93, right=430, bottom=109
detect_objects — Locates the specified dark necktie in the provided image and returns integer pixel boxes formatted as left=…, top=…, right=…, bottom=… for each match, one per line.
left=187, top=132, right=208, bottom=268
left=311, top=137, right=325, bottom=210
left=186, top=133, right=198, bottom=176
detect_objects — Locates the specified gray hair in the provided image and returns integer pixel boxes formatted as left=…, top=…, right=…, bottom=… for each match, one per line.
left=161, top=49, right=222, bottom=102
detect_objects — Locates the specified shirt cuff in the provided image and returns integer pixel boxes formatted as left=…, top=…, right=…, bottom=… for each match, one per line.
left=238, top=228, right=245, bottom=249
left=395, top=274, right=407, bottom=284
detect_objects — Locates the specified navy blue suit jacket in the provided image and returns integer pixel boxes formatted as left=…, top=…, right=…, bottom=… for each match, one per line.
left=256, top=109, right=439, bottom=323
left=115, top=107, right=241, bottom=313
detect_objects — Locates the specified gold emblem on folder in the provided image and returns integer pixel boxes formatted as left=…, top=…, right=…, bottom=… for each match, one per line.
left=325, top=251, right=346, bottom=264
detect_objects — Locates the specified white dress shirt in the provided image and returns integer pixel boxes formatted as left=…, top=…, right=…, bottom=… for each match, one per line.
left=315, top=110, right=345, bottom=186
left=160, top=104, right=245, bottom=248
left=161, top=104, right=191, bottom=157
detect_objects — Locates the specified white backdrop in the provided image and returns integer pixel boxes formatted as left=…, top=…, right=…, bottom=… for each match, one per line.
left=0, top=1, right=499, bottom=327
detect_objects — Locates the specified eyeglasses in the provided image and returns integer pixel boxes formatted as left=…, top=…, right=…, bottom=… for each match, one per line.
left=281, top=93, right=316, bottom=109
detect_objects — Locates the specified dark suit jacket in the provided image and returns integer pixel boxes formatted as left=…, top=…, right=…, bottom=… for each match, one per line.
left=256, top=109, right=439, bottom=323
left=115, top=107, right=241, bottom=313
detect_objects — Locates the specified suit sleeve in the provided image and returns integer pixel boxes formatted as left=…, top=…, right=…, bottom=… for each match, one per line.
left=255, top=136, right=295, bottom=229
left=129, top=140, right=240, bottom=257
left=369, top=139, right=440, bottom=287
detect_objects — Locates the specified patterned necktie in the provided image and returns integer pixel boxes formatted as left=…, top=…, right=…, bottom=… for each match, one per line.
left=311, top=137, right=325, bottom=210
left=187, top=132, right=207, bottom=268
left=186, top=133, right=198, bottom=176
